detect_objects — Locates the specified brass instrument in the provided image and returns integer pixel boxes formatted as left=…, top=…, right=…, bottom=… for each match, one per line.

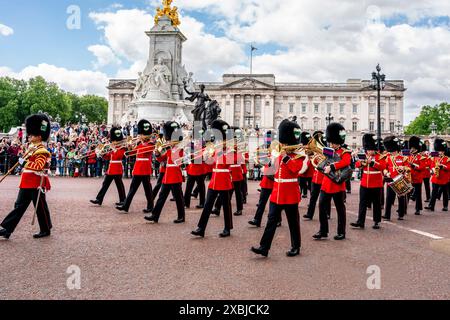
left=269, top=141, right=309, bottom=160
left=435, top=159, right=440, bottom=179
left=0, top=144, right=38, bottom=184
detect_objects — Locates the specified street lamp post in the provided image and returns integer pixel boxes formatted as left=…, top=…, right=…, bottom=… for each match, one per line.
left=395, top=120, right=403, bottom=136
left=430, top=122, right=438, bottom=136
left=326, top=113, right=334, bottom=126
left=371, top=64, right=386, bottom=150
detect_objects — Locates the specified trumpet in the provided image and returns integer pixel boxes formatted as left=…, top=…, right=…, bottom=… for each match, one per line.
left=269, top=141, right=310, bottom=160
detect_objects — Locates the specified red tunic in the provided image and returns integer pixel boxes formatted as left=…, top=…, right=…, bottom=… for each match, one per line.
left=106, top=148, right=125, bottom=176
left=409, top=154, right=426, bottom=184
left=298, top=162, right=314, bottom=178
left=321, top=149, right=352, bottom=194
left=87, top=151, right=97, bottom=165
left=385, top=154, right=410, bottom=180
left=260, top=162, right=275, bottom=190
left=158, top=148, right=183, bottom=184
left=132, top=143, right=153, bottom=176
left=355, top=154, right=386, bottom=188
left=208, top=151, right=233, bottom=191
left=431, top=156, right=449, bottom=185
left=422, top=156, right=432, bottom=179
left=20, top=144, right=51, bottom=190
left=270, top=155, right=307, bottom=205
left=229, top=152, right=244, bottom=182
left=312, top=168, right=324, bottom=185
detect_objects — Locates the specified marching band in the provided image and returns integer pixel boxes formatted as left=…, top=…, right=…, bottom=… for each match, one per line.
left=1, top=113, right=449, bottom=260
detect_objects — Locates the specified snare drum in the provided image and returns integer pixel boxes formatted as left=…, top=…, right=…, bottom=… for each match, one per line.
left=388, top=174, right=413, bottom=197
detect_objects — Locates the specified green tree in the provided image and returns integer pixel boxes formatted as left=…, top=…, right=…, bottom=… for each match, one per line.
left=405, top=102, right=450, bottom=135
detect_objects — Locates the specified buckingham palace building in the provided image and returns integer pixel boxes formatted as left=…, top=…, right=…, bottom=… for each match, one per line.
left=107, top=73, right=406, bottom=148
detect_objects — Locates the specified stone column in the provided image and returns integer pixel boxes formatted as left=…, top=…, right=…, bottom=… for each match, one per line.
left=240, top=95, right=245, bottom=128
left=108, top=94, right=115, bottom=125
left=251, top=95, right=256, bottom=128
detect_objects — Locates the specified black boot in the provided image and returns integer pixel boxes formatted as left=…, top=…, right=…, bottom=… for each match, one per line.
left=286, top=248, right=300, bottom=257
left=33, top=231, right=51, bottom=239
left=211, top=208, right=220, bottom=216
left=143, top=208, right=153, bottom=214
left=173, top=218, right=185, bottom=224
left=251, top=246, right=268, bottom=257
left=415, top=211, right=421, bottom=216
left=313, top=232, right=328, bottom=240
left=116, top=205, right=129, bottom=213
left=248, top=219, right=261, bottom=227
left=372, top=223, right=381, bottom=230
left=233, top=210, right=243, bottom=216
left=303, top=215, right=313, bottom=220
left=115, top=202, right=124, bottom=206
left=191, top=228, right=205, bottom=238
left=196, top=205, right=204, bottom=209
left=424, top=206, right=434, bottom=212
left=219, top=229, right=231, bottom=238
left=334, top=234, right=346, bottom=241
left=0, top=228, right=11, bottom=239
left=144, top=215, right=158, bottom=223
left=350, top=222, right=365, bottom=229
left=443, top=207, right=448, bottom=212
left=90, top=199, right=101, bottom=205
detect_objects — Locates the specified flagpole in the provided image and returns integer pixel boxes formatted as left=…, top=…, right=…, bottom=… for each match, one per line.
left=250, top=44, right=253, bottom=75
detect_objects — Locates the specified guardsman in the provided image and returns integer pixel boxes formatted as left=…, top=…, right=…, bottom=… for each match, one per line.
left=152, top=133, right=166, bottom=199
left=0, top=114, right=53, bottom=239
left=241, top=150, right=249, bottom=204
left=251, top=120, right=307, bottom=257
left=145, top=122, right=185, bottom=224
left=184, top=133, right=206, bottom=209
left=212, top=127, right=245, bottom=217
left=90, top=127, right=126, bottom=207
left=313, top=123, right=352, bottom=241
left=298, top=132, right=313, bottom=199
left=425, top=139, right=449, bottom=212
left=408, top=136, right=426, bottom=215
left=191, top=120, right=234, bottom=238
left=382, top=136, right=410, bottom=221
left=116, top=120, right=154, bottom=214
left=350, top=134, right=386, bottom=230
left=421, top=144, right=432, bottom=203
left=248, top=131, right=279, bottom=228
left=303, top=131, right=326, bottom=220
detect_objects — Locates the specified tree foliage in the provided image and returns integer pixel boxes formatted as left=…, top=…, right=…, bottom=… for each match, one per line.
left=0, top=76, right=108, bottom=132
left=404, top=102, right=450, bottom=136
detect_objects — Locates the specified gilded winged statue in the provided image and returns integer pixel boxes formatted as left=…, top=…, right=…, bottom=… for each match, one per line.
left=154, top=0, right=180, bottom=27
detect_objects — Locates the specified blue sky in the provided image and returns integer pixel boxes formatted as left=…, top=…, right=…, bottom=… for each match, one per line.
left=0, top=0, right=449, bottom=124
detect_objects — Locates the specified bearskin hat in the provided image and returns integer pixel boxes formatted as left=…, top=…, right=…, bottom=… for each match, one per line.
left=278, top=120, right=301, bottom=146
left=434, top=138, right=447, bottom=152
left=210, top=120, right=230, bottom=141
left=377, top=138, right=385, bottom=153
left=137, top=119, right=152, bottom=135
left=363, top=134, right=377, bottom=151
left=383, top=136, right=401, bottom=153
left=301, top=132, right=312, bottom=146
left=409, top=136, right=422, bottom=152
left=110, top=127, right=124, bottom=142
left=401, top=140, right=409, bottom=150
left=421, top=142, right=428, bottom=153
left=25, top=114, right=51, bottom=142
left=326, top=123, right=346, bottom=145
left=163, top=121, right=183, bottom=142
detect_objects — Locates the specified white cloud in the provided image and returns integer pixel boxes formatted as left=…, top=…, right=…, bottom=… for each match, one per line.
left=88, top=44, right=121, bottom=68
left=0, top=23, right=14, bottom=36
left=0, top=63, right=109, bottom=97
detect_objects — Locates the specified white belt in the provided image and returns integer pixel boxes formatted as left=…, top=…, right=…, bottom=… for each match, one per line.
left=363, top=171, right=381, bottom=175
left=136, top=158, right=150, bottom=161
left=110, top=161, right=122, bottom=164
left=23, top=169, right=48, bottom=177
left=230, top=165, right=242, bottom=168
left=166, top=164, right=179, bottom=168
left=213, top=169, right=230, bottom=173
left=275, top=178, right=298, bottom=183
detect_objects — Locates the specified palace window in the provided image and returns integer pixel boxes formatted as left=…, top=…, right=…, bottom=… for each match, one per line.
left=289, top=103, right=295, bottom=114
left=255, top=96, right=262, bottom=114
left=352, top=122, right=358, bottom=132
left=340, top=104, right=345, bottom=114
left=314, top=104, right=319, bottom=114
left=327, top=103, right=332, bottom=113
left=369, top=104, right=375, bottom=114
left=314, top=120, right=319, bottom=131
left=390, top=122, right=395, bottom=132
left=369, top=121, right=374, bottom=131
left=352, top=104, right=358, bottom=114
left=389, top=103, right=396, bottom=115
left=380, top=103, right=385, bottom=114
left=302, top=103, right=307, bottom=113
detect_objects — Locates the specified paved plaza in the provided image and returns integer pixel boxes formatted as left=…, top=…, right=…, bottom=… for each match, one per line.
left=0, top=177, right=449, bottom=300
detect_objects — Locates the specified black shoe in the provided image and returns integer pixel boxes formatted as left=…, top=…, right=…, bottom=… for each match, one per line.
left=170, top=198, right=176, bottom=202
left=211, top=209, right=220, bottom=216
left=90, top=199, right=101, bottom=205
left=33, top=231, right=51, bottom=239
left=191, top=228, right=205, bottom=238
left=443, top=208, right=448, bottom=212
left=350, top=222, right=365, bottom=229
left=143, top=208, right=153, bottom=214
left=303, top=215, right=313, bottom=220
left=398, top=216, right=404, bottom=221
left=334, top=234, right=346, bottom=241
left=425, top=206, right=434, bottom=212
left=382, top=216, right=391, bottom=221
left=173, top=218, right=185, bottom=224
left=0, top=228, right=11, bottom=239
left=415, top=211, right=421, bottom=216
left=116, top=205, right=129, bottom=213
left=115, top=202, right=124, bottom=206
left=251, top=246, right=268, bottom=257
left=302, top=195, right=307, bottom=199
left=248, top=220, right=261, bottom=228
left=424, top=199, right=430, bottom=203
left=373, top=223, right=381, bottom=230
left=313, top=232, right=328, bottom=240
left=233, top=210, right=243, bottom=216
left=286, top=248, right=300, bottom=257
left=196, top=205, right=204, bottom=209
left=219, top=230, right=231, bottom=238
left=191, top=194, right=198, bottom=199
left=144, top=215, right=158, bottom=223
left=277, top=222, right=282, bottom=228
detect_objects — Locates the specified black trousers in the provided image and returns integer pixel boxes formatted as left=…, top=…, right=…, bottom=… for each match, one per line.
left=214, top=181, right=243, bottom=213
left=241, top=176, right=248, bottom=201
left=253, top=188, right=273, bottom=224
left=306, top=183, right=322, bottom=218
left=152, top=172, right=165, bottom=199
left=95, top=175, right=126, bottom=204
left=260, top=202, right=301, bottom=251
left=152, top=183, right=185, bottom=221
left=318, top=191, right=346, bottom=235
left=358, top=186, right=382, bottom=225
left=184, top=175, right=206, bottom=208
left=412, top=183, right=423, bottom=212
left=198, top=189, right=233, bottom=231
left=428, top=183, right=449, bottom=210
left=1, top=189, right=52, bottom=234
left=299, top=177, right=312, bottom=197
left=346, top=179, right=352, bottom=192
left=122, top=175, right=153, bottom=211
left=423, top=178, right=431, bottom=201
left=384, top=186, right=407, bottom=219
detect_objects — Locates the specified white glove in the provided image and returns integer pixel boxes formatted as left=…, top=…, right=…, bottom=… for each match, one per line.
left=19, top=158, right=26, bottom=166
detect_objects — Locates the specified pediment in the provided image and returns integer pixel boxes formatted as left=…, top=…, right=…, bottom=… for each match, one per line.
left=108, top=80, right=136, bottom=90
left=221, top=78, right=275, bottom=90
left=361, top=82, right=405, bottom=92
